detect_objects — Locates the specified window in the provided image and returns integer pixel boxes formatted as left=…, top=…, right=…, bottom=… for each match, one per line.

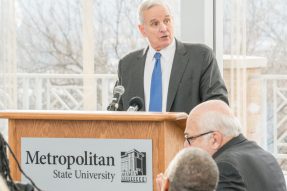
left=0, top=0, right=180, bottom=111
left=223, top=0, right=287, bottom=170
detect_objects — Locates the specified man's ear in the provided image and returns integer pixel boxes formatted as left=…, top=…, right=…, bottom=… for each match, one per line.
left=138, top=24, right=146, bottom=37
left=162, top=178, right=170, bottom=191
left=210, top=131, right=223, bottom=150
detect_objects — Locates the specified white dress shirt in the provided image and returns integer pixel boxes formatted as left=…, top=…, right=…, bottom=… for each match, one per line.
left=144, top=39, right=176, bottom=112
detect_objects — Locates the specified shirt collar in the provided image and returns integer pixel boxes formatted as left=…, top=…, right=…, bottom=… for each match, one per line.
left=148, top=38, right=175, bottom=59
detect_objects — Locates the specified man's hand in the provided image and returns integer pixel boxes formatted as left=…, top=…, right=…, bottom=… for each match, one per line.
left=156, top=173, right=164, bottom=191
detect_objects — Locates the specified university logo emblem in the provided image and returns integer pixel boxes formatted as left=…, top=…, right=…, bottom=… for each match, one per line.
left=121, top=149, right=147, bottom=183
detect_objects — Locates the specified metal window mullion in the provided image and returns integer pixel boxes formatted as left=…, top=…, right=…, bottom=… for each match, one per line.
left=261, top=79, right=268, bottom=150
left=273, top=80, right=278, bottom=155
left=82, top=0, right=95, bottom=110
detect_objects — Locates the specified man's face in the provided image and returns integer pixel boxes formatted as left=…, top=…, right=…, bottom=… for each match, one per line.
left=184, top=116, right=216, bottom=156
left=138, top=5, right=174, bottom=51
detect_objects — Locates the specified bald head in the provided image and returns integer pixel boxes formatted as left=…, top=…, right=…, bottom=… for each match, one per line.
left=190, top=100, right=233, bottom=118
left=184, top=100, right=241, bottom=155
left=188, top=100, right=240, bottom=137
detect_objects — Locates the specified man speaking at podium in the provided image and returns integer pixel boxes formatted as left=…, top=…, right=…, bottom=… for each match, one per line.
left=116, top=0, right=228, bottom=113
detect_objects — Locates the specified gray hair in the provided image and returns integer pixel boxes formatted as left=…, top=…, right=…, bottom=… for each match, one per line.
left=138, top=0, right=172, bottom=24
left=199, top=111, right=241, bottom=137
left=166, top=148, right=219, bottom=191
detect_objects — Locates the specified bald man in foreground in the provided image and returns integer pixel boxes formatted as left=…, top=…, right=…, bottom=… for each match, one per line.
left=184, top=100, right=286, bottom=191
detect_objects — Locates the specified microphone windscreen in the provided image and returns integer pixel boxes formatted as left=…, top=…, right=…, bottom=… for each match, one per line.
left=128, top=97, right=144, bottom=111
left=113, top=85, right=125, bottom=95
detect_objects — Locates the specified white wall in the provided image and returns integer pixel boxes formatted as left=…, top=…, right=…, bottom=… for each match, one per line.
left=180, top=0, right=223, bottom=74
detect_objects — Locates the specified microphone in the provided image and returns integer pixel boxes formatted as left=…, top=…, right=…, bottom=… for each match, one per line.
left=127, top=97, right=144, bottom=112
left=107, top=85, right=125, bottom=111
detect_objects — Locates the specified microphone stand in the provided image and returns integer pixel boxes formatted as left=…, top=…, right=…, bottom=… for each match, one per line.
left=107, top=99, right=117, bottom=111
left=0, top=133, right=42, bottom=191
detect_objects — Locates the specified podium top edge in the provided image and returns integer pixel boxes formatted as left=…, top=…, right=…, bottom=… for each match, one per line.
left=0, top=110, right=188, bottom=121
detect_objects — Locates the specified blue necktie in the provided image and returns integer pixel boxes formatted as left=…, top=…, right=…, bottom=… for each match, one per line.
left=149, top=52, right=162, bottom=112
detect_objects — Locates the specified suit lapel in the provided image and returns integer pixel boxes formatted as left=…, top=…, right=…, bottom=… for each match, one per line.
left=166, top=40, right=188, bottom=111
left=133, top=47, right=148, bottom=111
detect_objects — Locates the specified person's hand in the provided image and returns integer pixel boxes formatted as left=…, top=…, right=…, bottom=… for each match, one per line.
left=156, top=173, right=164, bottom=191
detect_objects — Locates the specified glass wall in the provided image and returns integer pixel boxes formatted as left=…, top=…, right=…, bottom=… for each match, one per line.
left=223, top=0, right=287, bottom=170
left=0, top=0, right=180, bottom=111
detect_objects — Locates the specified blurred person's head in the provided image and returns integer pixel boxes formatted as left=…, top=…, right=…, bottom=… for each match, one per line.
left=184, top=100, right=241, bottom=156
left=161, top=147, right=219, bottom=191
left=138, top=0, right=174, bottom=51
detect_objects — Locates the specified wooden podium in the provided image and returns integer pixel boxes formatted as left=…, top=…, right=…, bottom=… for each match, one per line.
left=0, top=110, right=187, bottom=190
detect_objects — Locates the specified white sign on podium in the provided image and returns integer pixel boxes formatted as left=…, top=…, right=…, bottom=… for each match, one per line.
left=21, top=138, right=152, bottom=191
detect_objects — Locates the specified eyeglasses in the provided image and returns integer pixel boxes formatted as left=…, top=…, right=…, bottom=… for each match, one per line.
left=184, top=131, right=214, bottom=145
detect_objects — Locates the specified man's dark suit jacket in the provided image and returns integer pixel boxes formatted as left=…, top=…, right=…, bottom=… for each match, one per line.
left=213, top=134, right=287, bottom=191
left=116, top=39, right=228, bottom=113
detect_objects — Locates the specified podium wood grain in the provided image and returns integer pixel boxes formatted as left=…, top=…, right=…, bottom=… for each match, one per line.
left=0, top=111, right=187, bottom=191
